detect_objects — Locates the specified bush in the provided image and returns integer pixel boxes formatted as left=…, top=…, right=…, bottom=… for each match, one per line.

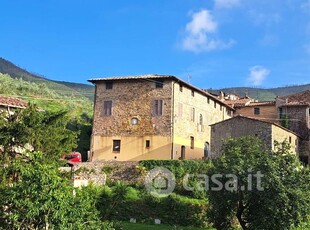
left=96, top=184, right=208, bottom=227
left=139, top=160, right=212, bottom=198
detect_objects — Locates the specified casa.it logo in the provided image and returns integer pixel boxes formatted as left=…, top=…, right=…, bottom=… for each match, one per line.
left=144, top=167, right=176, bottom=197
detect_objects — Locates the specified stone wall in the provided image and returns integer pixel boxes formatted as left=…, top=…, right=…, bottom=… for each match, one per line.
left=72, top=161, right=143, bottom=185
left=284, top=106, right=309, bottom=140
left=210, top=116, right=300, bottom=157
left=91, top=79, right=173, bottom=160
left=93, top=80, right=172, bottom=136
left=210, top=117, right=272, bottom=157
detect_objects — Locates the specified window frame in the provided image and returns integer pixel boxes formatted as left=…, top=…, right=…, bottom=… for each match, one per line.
left=106, top=81, right=113, bottom=90
left=146, top=140, right=150, bottom=148
left=103, top=100, right=112, bottom=116
left=254, top=107, right=260, bottom=115
left=112, top=140, right=121, bottom=152
left=153, top=99, right=163, bottom=116
left=191, top=107, right=195, bottom=122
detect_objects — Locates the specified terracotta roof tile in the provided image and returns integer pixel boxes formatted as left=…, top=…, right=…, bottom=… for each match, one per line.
left=279, top=90, right=310, bottom=106
left=245, top=101, right=275, bottom=106
left=224, top=98, right=252, bottom=107
left=0, top=96, right=28, bottom=108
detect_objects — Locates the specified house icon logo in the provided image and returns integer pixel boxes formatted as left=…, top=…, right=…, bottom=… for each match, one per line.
left=144, top=167, right=176, bottom=197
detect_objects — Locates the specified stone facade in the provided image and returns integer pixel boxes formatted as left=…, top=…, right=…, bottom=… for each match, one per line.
left=210, top=116, right=300, bottom=157
left=89, top=75, right=233, bottom=161
left=276, top=90, right=310, bottom=165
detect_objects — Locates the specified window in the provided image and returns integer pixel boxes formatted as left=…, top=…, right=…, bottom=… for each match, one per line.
left=220, top=105, right=222, bottom=111
left=178, top=103, right=183, bottom=117
left=146, top=140, right=150, bottom=148
left=214, top=101, right=216, bottom=108
left=131, top=117, right=138, bottom=125
left=289, top=136, right=292, bottom=143
left=106, top=81, right=113, bottom=90
left=190, top=136, right=194, bottom=149
left=103, top=101, right=112, bottom=116
left=254, top=107, right=260, bottom=115
left=191, top=108, right=195, bottom=121
left=226, top=109, right=231, bottom=116
left=155, top=80, right=164, bottom=88
left=179, top=84, right=183, bottom=92
left=191, top=90, right=194, bottom=97
left=199, top=114, right=203, bottom=125
left=207, top=98, right=210, bottom=104
left=113, top=140, right=121, bottom=152
left=153, top=100, right=163, bottom=116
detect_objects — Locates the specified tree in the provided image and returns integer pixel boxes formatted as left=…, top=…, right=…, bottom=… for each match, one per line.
left=0, top=151, right=115, bottom=229
left=0, top=104, right=78, bottom=161
left=207, top=136, right=310, bottom=230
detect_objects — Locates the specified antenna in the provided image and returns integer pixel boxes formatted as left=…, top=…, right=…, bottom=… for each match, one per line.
left=187, top=74, right=192, bottom=84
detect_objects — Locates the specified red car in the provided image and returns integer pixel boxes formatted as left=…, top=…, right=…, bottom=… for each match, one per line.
left=64, top=152, right=82, bottom=164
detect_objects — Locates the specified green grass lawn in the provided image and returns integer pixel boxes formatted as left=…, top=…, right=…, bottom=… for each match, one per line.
left=123, top=222, right=215, bottom=230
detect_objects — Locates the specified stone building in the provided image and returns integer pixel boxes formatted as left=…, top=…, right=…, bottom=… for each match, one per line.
left=210, top=116, right=301, bottom=157
left=88, top=74, right=234, bottom=161
left=276, top=90, right=310, bottom=165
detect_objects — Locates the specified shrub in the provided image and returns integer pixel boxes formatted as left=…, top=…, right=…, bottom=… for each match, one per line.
left=96, top=185, right=208, bottom=227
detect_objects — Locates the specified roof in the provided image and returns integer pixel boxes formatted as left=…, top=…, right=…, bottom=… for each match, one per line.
left=88, top=74, right=234, bottom=110
left=234, top=101, right=275, bottom=108
left=278, top=90, right=310, bottom=106
left=210, top=115, right=302, bottom=138
left=224, top=97, right=252, bottom=107
left=88, top=74, right=175, bottom=82
left=0, top=96, right=28, bottom=109
left=246, top=101, right=275, bottom=106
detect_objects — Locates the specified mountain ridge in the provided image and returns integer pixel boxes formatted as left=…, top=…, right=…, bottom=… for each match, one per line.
left=0, top=57, right=94, bottom=100
left=1, top=57, right=309, bottom=101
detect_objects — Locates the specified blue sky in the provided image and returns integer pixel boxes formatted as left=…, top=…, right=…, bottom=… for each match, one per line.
left=1, top=0, right=310, bottom=89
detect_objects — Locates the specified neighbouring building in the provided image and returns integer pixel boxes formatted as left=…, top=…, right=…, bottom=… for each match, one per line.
left=221, top=94, right=278, bottom=123
left=232, top=101, right=277, bottom=123
left=276, top=90, right=310, bottom=165
left=210, top=115, right=301, bottom=158
left=0, top=96, right=28, bottom=114
left=88, top=74, right=234, bottom=161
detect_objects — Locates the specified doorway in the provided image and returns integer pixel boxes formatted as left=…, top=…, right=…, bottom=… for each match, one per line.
left=204, top=142, right=209, bottom=158
left=181, top=145, right=185, bottom=160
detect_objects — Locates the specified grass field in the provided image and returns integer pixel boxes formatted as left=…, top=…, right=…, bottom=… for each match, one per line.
left=122, top=222, right=215, bottom=230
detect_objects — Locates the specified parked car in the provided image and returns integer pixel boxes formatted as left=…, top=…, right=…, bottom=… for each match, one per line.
left=64, top=152, right=82, bottom=165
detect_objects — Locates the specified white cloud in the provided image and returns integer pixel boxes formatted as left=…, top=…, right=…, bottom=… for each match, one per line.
left=181, top=9, right=235, bottom=53
left=247, top=65, right=270, bottom=86
left=214, top=0, right=241, bottom=9
left=186, top=9, right=217, bottom=34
